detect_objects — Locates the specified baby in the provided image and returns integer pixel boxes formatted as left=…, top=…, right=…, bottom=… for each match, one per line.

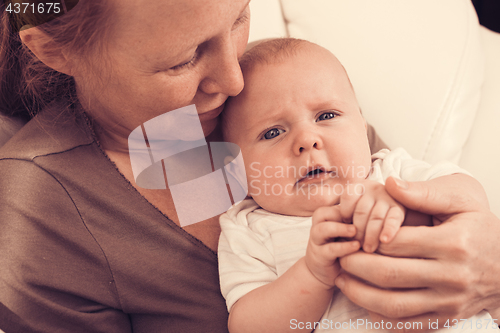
left=218, top=38, right=491, bottom=332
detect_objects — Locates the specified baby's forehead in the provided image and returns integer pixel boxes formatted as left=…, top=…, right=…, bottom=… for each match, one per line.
left=242, top=43, right=346, bottom=87
left=222, top=40, right=349, bottom=137
left=245, top=41, right=335, bottom=70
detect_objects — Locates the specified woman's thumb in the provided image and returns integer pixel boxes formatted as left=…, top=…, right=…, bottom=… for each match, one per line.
left=385, top=176, right=460, bottom=216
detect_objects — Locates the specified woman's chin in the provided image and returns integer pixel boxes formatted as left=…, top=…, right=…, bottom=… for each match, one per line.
left=201, top=118, right=219, bottom=138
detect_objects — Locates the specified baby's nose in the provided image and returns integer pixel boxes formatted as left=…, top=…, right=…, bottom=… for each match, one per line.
left=292, top=130, right=323, bottom=155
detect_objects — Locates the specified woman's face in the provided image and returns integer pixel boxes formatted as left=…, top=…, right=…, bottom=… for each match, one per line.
left=75, top=0, right=250, bottom=139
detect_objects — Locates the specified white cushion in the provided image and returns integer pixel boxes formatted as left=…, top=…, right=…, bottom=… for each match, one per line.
left=460, top=27, right=500, bottom=216
left=248, top=0, right=287, bottom=42
left=250, top=0, right=485, bottom=165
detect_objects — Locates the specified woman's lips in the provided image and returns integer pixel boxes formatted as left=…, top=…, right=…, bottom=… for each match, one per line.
left=197, top=104, right=224, bottom=121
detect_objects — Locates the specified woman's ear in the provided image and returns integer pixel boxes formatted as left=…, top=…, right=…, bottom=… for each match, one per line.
left=19, top=26, right=74, bottom=76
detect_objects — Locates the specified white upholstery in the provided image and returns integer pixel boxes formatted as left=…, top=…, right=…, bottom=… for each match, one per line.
left=249, top=0, right=500, bottom=216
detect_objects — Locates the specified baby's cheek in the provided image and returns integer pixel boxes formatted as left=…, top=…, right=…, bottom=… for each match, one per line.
left=247, top=177, right=261, bottom=197
left=246, top=167, right=266, bottom=198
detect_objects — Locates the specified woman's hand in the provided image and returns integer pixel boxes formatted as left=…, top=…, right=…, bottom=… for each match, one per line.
left=335, top=175, right=500, bottom=329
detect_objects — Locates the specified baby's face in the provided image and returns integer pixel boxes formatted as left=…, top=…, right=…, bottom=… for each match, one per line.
left=224, top=44, right=372, bottom=216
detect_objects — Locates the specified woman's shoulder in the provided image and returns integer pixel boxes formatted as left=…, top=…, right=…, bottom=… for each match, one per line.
left=0, top=101, right=95, bottom=161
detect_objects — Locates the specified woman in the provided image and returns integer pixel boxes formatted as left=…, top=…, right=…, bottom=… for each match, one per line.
left=0, top=0, right=499, bottom=332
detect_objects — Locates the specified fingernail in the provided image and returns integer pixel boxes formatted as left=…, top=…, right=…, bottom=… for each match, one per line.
left=380, top=235, right=388, bottom=243
left=336, top=276, right=345, bottom=289
left=393, top=177, right=409, bottom=190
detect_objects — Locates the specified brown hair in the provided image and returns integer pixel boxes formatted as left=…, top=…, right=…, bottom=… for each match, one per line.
left=0, top=1, right=114, bottom=121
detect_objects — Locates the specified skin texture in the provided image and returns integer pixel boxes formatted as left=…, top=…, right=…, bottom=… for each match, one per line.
left=20, top=0, right=251, bottom=252
left=337, top=176, right=500, bottom=330
left=223, top=42, right=407, bottom=251
left=224, top=43, right=372, bottom=217
left=221, top=43, right=399, bottom=332
left=223, top=43, right=500, bottom=332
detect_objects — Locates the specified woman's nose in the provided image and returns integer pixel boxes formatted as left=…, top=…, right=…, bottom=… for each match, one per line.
left=292, top=129, right=323, bottom=156
left=198, top=37, right=244, bottom=97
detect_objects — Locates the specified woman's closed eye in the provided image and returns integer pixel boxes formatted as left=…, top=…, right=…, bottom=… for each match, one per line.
left=170, top=50, right=199, bottom=71
left=232, top=4, right=250, bottom=31
left=316, top=111, right=338, bottom=122
left=262, top=128, right=285, bottom=140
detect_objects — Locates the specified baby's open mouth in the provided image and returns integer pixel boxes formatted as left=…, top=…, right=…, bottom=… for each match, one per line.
left=297, top=166, right=334, bottom=184
left=306, top=168, right=325, bottom=177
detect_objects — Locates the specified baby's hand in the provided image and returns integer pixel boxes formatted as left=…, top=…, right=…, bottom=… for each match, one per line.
left=339, top=180, right=406, bottom=253
left=305, top=206, right=360, bottom=287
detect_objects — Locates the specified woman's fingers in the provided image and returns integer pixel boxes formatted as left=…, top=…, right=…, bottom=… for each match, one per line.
left=385, top=176, right=471, bottom=216
left=375, top=223, right=447, bottom=259
left=338, top=252, right=441, bottom=289
left=334, top=273, right=441, bottom=318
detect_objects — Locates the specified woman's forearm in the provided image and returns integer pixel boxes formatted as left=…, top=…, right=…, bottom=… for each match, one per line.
left=228, top=257, right=333, bottom=333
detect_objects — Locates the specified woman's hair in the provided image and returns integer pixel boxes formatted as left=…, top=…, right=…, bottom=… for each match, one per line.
left=0, top=1, right=114, bottom=121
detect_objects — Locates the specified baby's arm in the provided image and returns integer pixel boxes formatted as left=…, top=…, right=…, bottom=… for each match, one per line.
left=227, top=208, right=360, bottom=333
left=340, top=180, right=406, bottom=253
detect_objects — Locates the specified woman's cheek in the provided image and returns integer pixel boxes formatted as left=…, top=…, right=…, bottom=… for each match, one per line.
left=156, top=75, right=200, bottom=108
left=235, top=27, right=250, bottom=59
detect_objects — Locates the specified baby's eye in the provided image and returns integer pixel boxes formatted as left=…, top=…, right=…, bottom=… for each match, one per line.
left=263, top=128, right=284, bottom=140
left=317, top=112, right=337, bottom=122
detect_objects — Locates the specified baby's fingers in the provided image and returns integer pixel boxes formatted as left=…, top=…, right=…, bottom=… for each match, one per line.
left=310, top=222, right=357, bottom=245
left=362, top=201, right=389, bottom=253
left=379, top=205, right=405, bottom=244
left=320, top=240, right=361, bottom=261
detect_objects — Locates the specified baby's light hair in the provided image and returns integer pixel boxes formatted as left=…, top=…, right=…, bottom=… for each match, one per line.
left=238, top=38, right=311, bottom=74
